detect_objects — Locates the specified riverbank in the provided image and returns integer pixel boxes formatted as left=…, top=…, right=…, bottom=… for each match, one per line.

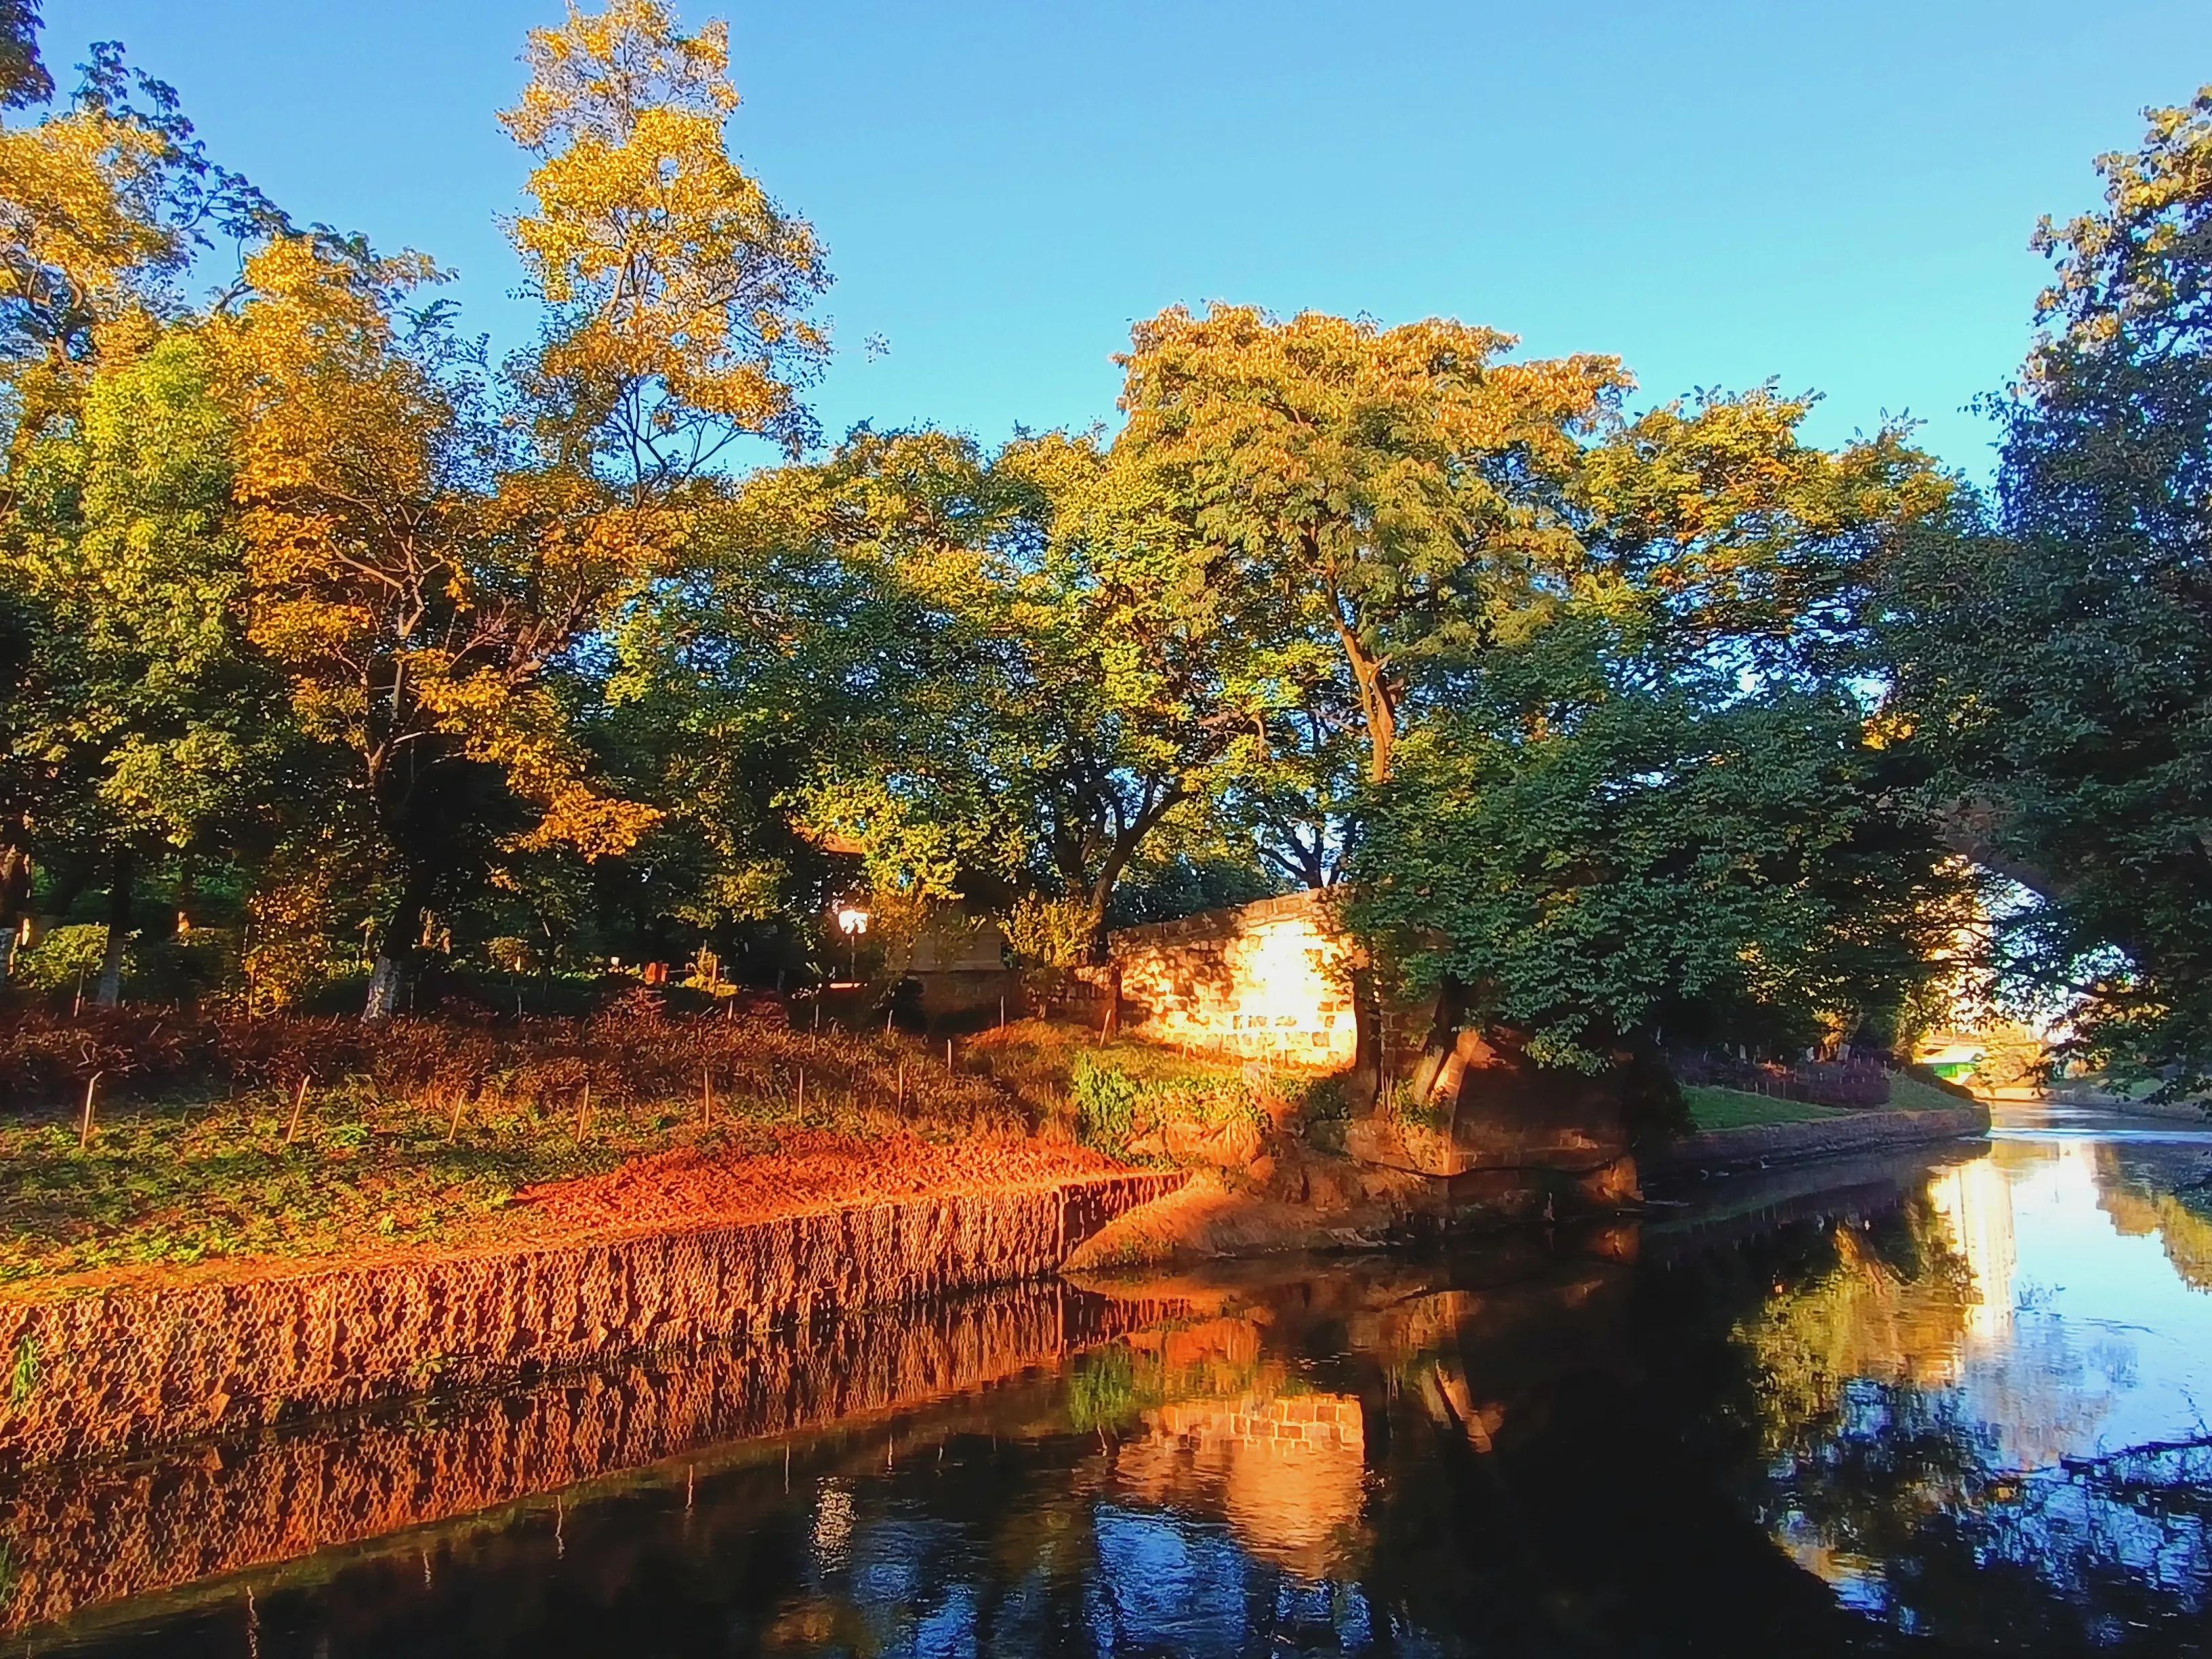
left=1643, top=1099, right=1990, bottom=1180
left=0, top=1141, right=1180, bottom=1469
left=0, top=1278, right=1170, bottom=1638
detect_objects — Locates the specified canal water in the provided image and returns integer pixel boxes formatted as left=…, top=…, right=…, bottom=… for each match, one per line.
left=12, top=1105, right=2212, bottom=1656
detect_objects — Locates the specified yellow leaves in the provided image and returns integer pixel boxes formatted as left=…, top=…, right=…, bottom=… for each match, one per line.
left=0, top=109, right=184, bottom=442
left=207, top=237, right=451, bottom=529
left=501, top=1, right=735, bottom=152
left=2030, top=85, right=2212, bottom=356
left=415, top=669, right=660, bottom=859
left=501, top=1, right=830, bottom=474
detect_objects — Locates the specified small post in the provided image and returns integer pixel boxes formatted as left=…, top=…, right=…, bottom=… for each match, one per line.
left=77, top=1071, right=103, bottom=1149
left=811, top=1000, right=821, bottom=1034
left=446, top=1090, right=466, bottom=1145
left=896, top=1060, right=905, bottom=1112
left=946, top=1037, right=954, bottom=1071
left=998, top=996, right=1006, bottom=1029
left=574, top=1079, right=592, bottom=1143
left=794, top=1068, right=805, bottom=1124
left=284, top=1074, right=311, bottom=1145
left=884, top=1004, right=893, bottom=1035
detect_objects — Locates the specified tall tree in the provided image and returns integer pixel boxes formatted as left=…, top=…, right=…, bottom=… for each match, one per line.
left=766, top=430, right=1265, bottom=958
left=1356, top=607, right=1969, bottom=1073
left=499, top=0, right=831, bottom=497
left=2, top=330, right=291, bottom=1002
left=1109, top=305, right=1629, bottom=784
left=206, top=237, right=670, bottom=1016
left=1882, top=88, right=2212, bottom=1082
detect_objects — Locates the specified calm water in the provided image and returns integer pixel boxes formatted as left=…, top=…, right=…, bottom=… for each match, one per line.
left=12, top=1105, right=2212, bottom=1657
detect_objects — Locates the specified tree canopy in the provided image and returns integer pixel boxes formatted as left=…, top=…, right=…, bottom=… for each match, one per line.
left=2, top=1, right=2194, bottom=1085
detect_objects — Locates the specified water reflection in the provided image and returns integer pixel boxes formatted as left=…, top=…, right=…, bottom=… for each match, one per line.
left=11, top=1107, right=2212, bottom=1656
left=1740, top=1108, right=2212, bottom=1652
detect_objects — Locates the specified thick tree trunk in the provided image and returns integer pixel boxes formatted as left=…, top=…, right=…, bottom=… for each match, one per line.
left=363, top=878, right=432, bottom=1022
left=1082, top=841, right=1142, bottom=966
left=94, top=848, right=134, bottom=1008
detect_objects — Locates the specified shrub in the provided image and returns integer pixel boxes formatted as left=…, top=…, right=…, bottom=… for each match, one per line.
left=9, top=926, right=110, bottom=995
left=1070, top=1053, right=1140, bottom=1153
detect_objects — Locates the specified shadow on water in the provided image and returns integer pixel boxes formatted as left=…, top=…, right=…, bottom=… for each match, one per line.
left=9, top=1106, right=2212, bottom=1656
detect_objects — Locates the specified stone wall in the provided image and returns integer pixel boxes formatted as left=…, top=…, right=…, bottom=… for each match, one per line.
left=0, top=1169, right=1182, bottom=1470
left=1107, top=890, right=1360, bottom=1067
left=1641, top=1103, right=1990, bottom=1181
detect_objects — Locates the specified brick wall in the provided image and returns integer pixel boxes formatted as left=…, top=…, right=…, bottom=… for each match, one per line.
left=1107, top=890, right=1361, bottom=1067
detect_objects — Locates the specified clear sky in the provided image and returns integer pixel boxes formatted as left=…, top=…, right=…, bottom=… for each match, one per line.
left=45, top=0, right=2212, bottom=478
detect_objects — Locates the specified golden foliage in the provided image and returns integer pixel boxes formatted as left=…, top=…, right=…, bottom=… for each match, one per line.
left=0, top=108, right=182, bottom=443
left=501, top=0, right=830, bottom=479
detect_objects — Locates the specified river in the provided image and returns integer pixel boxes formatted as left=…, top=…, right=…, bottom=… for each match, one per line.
left=11, top=1103, right=2212, bottom=1656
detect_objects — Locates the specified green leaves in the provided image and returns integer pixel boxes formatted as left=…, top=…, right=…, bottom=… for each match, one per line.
left=1880, top=90, right=2212, bottom=1084
left=1356, top=619, right=1966, bottom=1071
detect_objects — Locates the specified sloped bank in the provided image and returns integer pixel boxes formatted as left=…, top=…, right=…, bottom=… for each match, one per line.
left=1642, top=1103, right=1990, bottom=1182
left=0, top=1166, right=1181, bottom=1470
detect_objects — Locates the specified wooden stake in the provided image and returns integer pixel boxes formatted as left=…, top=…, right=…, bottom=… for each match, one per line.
left=946, top=1037, right=954, bottom=1070
left=574, top=1080, right=592, bottom=1143
left=794, top=1068, right=805, bottom=1123
left=77, top=1071, right=103, bottom=1149
left=884, top=1005, right=893, bottom=1034
left=998, top=996, right=1006, bottom=1029
left=446, top=1090, right=466, bottom=1144
left=896, top=1061, right=905, bottom=1111
left=284, top=1074, right=311, bottom=1145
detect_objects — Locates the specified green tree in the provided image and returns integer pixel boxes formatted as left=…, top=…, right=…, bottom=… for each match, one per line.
left=1109, top=305, right=1628, bottom=785
left=1881, top=89, right=2212, bottom=1082
left=2, top=331, right=293, bottom=1002
left=1356, top=609, right=1969, bottom=1071
left=768, top=429, right=1267, bottom=959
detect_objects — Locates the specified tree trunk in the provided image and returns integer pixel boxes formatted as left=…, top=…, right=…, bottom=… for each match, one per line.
left=363, top=878, right=432, bottom=1022
left=94, top=848, right=134, bottom=1008
left=1082, top=842, right=1141, bottom=966
left=0, top=845, right=28, bottom=979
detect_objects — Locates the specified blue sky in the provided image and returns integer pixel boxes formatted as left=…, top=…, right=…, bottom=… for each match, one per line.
left=47, top=0, right=2212, bottom=478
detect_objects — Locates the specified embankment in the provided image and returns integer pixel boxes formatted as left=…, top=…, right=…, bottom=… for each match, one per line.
left=1643, top=1103, right=1990, bottom=1182
left=0, top=1166, right=1181, bottom=1471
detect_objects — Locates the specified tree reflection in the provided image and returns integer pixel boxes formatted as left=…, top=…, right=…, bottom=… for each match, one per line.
left=1731, top=1174, right=2212, bottom=1653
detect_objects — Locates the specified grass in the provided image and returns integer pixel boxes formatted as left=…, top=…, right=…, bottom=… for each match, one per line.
left=1682, top=1071, right=1975, bottom=1133
left=1886, top=1071, right=1977, bottom=1113
left=1681, top=1086, right=1851, bottom=1132
left=0, top=1021, right=1029, bottom=1287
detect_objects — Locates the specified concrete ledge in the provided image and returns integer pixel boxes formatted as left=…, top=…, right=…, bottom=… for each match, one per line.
left=1643, top=1104, right=1990, bottom=1181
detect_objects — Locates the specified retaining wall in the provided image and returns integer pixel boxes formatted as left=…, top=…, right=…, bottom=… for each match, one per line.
left=0, top=1170, right=1182, bottom=1470
left=1642, top=1105, right=1990, bottom=1181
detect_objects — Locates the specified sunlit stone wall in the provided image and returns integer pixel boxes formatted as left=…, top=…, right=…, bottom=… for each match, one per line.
left=1107, top=890, right=1359, bottom=1067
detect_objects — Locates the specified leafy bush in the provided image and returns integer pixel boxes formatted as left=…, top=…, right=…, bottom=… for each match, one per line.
left=9, top=926, right=110, bottom=994
left=1005, top=896, right=1093, bottom=969
left=1070, top=1053, right=1140, bottom=1153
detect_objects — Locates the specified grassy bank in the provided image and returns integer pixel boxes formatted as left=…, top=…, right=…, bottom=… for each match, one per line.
left=0, top=1001, right=1055, bottom=1286
left=1683, top=1070, right=1974, bottom=1134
